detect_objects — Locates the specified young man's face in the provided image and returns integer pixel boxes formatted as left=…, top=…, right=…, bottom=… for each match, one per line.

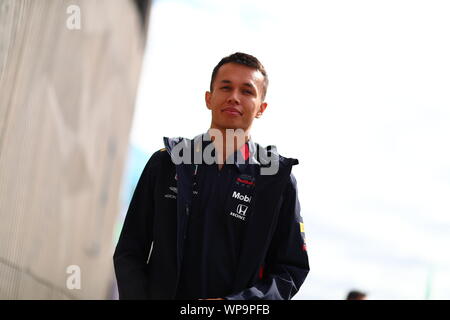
left=205, top=62, right=267, bottom=133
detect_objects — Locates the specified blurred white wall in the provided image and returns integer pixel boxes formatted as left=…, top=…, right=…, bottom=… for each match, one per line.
left=0, top=0, right=148, bottom=299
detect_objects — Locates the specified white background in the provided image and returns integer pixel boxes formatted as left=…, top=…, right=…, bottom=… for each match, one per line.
left=129, top=0, right=450, bottom=299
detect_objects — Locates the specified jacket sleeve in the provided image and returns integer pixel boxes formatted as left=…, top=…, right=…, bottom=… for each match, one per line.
left=113, top=151, right=159, bottom=299
left=225, top=173, right=310, bottom=300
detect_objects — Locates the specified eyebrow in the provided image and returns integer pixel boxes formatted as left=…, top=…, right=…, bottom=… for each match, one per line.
left=219, top=80, right=256, bottom=90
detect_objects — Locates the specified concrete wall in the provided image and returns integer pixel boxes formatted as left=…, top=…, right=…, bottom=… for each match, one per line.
left=0, top=0, right=149, bottom=299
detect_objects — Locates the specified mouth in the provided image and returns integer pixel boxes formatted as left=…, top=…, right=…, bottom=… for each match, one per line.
left=221, top=107, right=243, bottom=116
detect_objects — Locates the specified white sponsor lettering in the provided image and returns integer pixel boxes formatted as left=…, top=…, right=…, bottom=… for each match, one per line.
left=232, top=191, right=251, bottom=203
left=230, top=211, right=246, bottom=221
left=169, top=187, right=177, bottom=194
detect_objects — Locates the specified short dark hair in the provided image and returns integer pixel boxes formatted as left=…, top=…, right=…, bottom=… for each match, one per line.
left=210, top=52, right=269, bottom=100
left=346, top=290, right=367, bottom=300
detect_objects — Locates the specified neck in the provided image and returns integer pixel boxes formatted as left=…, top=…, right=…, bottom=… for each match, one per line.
left=207, top=126, right=250, bottom=165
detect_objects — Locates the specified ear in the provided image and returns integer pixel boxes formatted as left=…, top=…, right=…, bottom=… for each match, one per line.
left=255, top=102, right=268, bottom=118
left=205, top=91, right=212, bottom=110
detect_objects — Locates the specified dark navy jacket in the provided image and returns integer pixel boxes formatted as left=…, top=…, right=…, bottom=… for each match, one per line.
left=113, top=133, right=309, bottom=300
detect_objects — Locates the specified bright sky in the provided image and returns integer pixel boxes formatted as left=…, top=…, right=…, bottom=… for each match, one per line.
left=129, top=0, right=450, bottom=299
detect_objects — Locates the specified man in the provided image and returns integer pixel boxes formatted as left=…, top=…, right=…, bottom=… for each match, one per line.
left=113, top=52, right=309, bottom=300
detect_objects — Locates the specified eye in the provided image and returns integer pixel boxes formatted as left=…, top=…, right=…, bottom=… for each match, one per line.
left=243, top=89, right=254, bottom=95
left=220, top=86, right=231, bottom=90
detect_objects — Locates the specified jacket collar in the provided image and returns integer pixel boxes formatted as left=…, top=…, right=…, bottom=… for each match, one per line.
left=163, top=131, right=294, bottom=174
left=197, top=131, right=258, bottom=174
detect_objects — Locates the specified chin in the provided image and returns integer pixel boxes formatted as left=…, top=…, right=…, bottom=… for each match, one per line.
left=222, top=123, right=244, bottom=130
left=212, top=119, right=250, bottom=132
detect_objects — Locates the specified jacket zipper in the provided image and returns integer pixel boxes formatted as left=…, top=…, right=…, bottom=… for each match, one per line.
left=184, top=205, right=190, bottom=240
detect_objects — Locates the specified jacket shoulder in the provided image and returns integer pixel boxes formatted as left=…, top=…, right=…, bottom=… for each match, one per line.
left=254, top=143, right=299, bottom=169
left=146, top=148, right=172, bottom=172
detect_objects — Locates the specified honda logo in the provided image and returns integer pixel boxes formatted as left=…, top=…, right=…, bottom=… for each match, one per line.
left=236, top=204, right=248, bottom=216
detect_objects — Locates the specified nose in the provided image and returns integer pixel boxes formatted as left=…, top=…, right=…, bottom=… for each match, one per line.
left=226, top=89, right=240, bottom=105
